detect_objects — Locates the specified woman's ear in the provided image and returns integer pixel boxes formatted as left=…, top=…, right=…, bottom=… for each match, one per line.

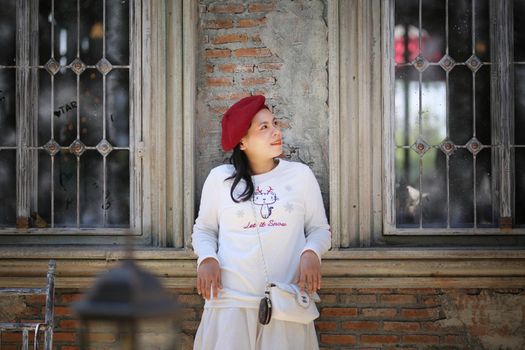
left=239, top=138, right=247, bottom=150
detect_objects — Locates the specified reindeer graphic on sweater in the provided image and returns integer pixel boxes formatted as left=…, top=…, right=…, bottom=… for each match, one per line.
left=253, top=186, right=279, bottom=219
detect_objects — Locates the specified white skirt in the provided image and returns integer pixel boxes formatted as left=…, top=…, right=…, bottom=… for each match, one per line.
left=193, top=307, right=319, bottom=350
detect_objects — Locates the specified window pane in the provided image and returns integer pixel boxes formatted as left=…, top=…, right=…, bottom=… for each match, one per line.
left=449, top=148, right=474, bottom=228
left=475, top=0, right=490, bottom=62
left=0, top=150, right=16, bottom=227
left=80, top=0, right=104, bottom=65
left=106, top=69, right=129, bottom=147
left=53, top=0, right=79, bottom=66
left=395, top=66, right=419, bottom=146
left=395, top=148, right=420, bottom=228
left=106, top=0, right=130, bottom=65
left=53, top=69, right=78, bottom=147
left=421, top=0, right=445, bottom=62
left=79, top=151, right=104, bottom=227
left=53, top=150, right=77, bottom=227
left=449, top=66, right=473, bottom=145
left=79, top=69, right=103, bottom=146
left=106, top=150, right=129, bottom=227
left=475, top=65, right=491, bottom=145
left=0, top=69, right=16, bottom=147
left=33, top=0, right=132, bottom=229
left=0, top=0, right=16, bottom=66
left=514, top=0, right=525, bottom=62
left=394, top=0, right=419, bottom=65
left=421, top=148, right=447, bottom=228
left=449, top=0, right=472, bottom=62
left=421, top=66, right=446, bottom=145
left=476, top=148, right=494, bottom=227
left=515, top=66, right=525, bottom=146
left=516, top=149, right=525, bottom=227
left=394, top=0, right=491, bottom=230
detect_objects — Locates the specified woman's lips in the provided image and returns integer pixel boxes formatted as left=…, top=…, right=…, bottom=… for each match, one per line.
left=271, top=141, right=282, bottom=146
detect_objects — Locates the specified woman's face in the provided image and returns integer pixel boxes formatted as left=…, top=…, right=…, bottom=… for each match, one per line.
left=239, top=108, right=282, bottom=161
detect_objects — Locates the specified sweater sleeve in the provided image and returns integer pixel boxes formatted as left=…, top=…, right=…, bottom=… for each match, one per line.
left=301, top=166, right=332, bottom=263
left=191, top=168, right=221, bottom=268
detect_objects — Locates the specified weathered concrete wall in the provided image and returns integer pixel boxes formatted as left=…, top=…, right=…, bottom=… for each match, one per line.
left=195, top=0, right=330, bottom=211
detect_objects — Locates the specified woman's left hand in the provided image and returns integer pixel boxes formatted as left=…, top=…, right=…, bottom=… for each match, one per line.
left=295, top=250, right=321, bottom=294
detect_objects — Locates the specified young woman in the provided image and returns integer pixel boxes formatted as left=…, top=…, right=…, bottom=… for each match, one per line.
left=192, top=95, right=331, bottom=350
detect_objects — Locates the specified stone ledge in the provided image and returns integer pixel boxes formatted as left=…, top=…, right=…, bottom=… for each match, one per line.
left=1, top=247, right=524, bottom=289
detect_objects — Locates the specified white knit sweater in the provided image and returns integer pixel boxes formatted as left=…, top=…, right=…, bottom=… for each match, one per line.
left=191, top=159, right=331, bottom=309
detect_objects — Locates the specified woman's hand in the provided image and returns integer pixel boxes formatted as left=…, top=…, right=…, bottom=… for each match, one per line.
left=197, top=258, right=222, bottom=300
left=295, top=250, right=321, bottom=294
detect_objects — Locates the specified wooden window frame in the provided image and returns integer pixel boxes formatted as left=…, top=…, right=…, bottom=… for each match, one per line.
left=329, top=0, right=525, bottom=247
left=0, top=0, right=197, bottom=247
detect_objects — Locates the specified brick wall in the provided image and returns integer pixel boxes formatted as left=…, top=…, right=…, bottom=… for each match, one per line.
left=1, top=288, right=524, bottom=349
left=196, top=0, right=331, bottom=209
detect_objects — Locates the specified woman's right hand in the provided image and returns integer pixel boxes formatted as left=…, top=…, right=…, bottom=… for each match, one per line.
left=197, top=257, right=222, bottom=300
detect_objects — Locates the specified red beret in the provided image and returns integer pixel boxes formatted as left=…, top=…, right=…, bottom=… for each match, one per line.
left=221, top=95, right=266, bottom=151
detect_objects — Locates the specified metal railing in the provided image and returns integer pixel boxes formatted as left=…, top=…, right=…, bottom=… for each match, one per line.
left=0, top=260, right=55, bottom=350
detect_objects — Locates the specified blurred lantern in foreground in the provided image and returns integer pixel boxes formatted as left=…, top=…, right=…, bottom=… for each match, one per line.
left=73, top=259, right=181, bottom=350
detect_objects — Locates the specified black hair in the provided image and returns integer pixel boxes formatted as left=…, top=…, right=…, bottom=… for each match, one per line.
left=223, top=105, right=272, bottom=203
left=225, top=144, right=254, bottom=203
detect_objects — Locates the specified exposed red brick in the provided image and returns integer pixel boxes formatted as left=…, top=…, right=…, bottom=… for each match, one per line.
left=420, top=321, right=441, bottom=331
left=402, top=334, right=439, bottom=344
left=237, top=18, right=267, bottom=28
left=208, top=3, right=245, bottom=13
left=218, top=63, right=235, bottom=73
left=381, top=294, right=417, bottom=305
left=400, top=308, right=439, bottom=320
left=206, top=49, right=231, bottom=59
left=248, top=3, right=275, bottom=12
left=342, top=321, right=380, bottom=331
left=0, top=345, right=19, bottom=350
left=340, top=294, right=377, bottom=304
left=24, top=295, right=46, bottom=304
left=203, top=19, right=234, bottom=29
left=361, top=335, right=399, bottom=344
left=59, top=320, right=80, bottom=329
left=314, top=321, right=337, bottom=331
left=383, top=321, right=421, bottom=332
left=421, top=295, right=441, bottom=306
left=218, top=64, right=255, bottom=73
left=53, top=332, right=77, bottom=342
left=0, top=332, right=22, bottom=342
left=52, top=306, right=73, bottom=317
left=442, top=334, right=463, bottom=344
left=321, top=307, right=358, bottom=317
left=210, top=92, right=251, bottom=101
left=57, top=293, right=83, bottom=304
left=320, top=334, right=357, bottom=345
left=361, top=308, right=397, bottom=318
left=318, top=294, right=337, bottom=304
left=206, top=64, right=214, bottom=73
left=257, top=63, right=283, bottom=71
left=234, top=48, right=272, bottom=57
left=212, top=33, right=249, bottom=45
left=240, top=77, right=275, bottom=87
left=206, top=77, right=233, bottom=87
